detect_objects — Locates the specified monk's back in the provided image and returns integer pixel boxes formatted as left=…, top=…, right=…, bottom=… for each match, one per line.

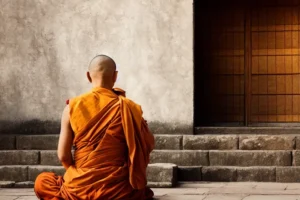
left=61, top=87, right=152, bottom=199
left=69, top=88, right=128, bottom=170
left=34, top=55, right=154, bottom=200
left=69, top=87, right=121, bottom=134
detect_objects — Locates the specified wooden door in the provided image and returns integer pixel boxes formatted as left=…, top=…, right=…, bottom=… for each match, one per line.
left=250, top=5, right=300, bottom=123
left=194, top=0, right=300, bottom=126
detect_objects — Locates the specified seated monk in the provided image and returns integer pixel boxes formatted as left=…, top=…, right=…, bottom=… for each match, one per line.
left=34, top=55, right=155, bottom=200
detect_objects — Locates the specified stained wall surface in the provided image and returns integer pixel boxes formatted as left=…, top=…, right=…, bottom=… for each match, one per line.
left=0, top=0, right=193, bottom=134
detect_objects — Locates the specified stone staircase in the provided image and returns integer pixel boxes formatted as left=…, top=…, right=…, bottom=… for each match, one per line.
left=1, top=133, right=300, bottom=188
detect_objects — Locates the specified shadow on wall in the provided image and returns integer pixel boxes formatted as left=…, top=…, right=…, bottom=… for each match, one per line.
left=0, top=120, right=60, bottom=135
left=148, top=121, right=193, bottom=135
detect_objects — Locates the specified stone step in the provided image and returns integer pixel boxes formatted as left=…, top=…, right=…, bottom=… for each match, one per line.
left=150, top=150, right=293, bottom=166
left=179, top=166, right=300, bottom=182
left=195, top=127, right=300, bottom=135
left=0, top=135, right=184, bottom=150
left=1, top=166, right=300, bottom=185
left=0, top=181, right=34, bottom=188
left=1, top=134, right=299, bottom=150
left=146, top=163, right=177, bottom=187
left=0, top=150, right=297, bottom=166
left=0, top=181, right=174, bottom=188
left=0, top=164, right=177, bottom=187
left=208, top=150, right=292, bottom=166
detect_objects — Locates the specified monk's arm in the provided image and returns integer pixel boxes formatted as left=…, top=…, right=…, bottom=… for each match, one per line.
left=57, top=105, right=74, bottom=170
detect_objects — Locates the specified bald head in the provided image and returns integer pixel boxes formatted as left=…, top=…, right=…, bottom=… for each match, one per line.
left=87, top=55, right=118, bottom=89
left=89, top=55, right=116, bottom=73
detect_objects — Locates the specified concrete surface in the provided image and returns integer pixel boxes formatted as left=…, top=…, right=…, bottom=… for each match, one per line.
left=2, top=182, right=300, bottom=199
left=0, top=0, right=193, bottom=134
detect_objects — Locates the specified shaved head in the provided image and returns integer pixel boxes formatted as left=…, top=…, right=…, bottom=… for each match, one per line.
left=87, top=55, right=118, bottom=89
left=89, top=55, right=116, bottom=73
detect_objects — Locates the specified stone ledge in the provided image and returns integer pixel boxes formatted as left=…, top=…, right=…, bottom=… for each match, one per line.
left=154, top=135, right=182, bottom=150
left=0, top=135, right=16, bottom=150
left=239, top=135, right=295, bottom=150
left=0, top=149, right=295, bottom=167
left=0, top=181, right=15, bottom=188
left=3, top=181, right=175, bottom=189
left=209, top=150, right=292, bottom=166
left=0, top=120, right=60, bottom=135
left=3, top=166, right=300, bottom=184
left=202, top=166, right=237, bottom=182
left=183, top=135, right=238, bottom=150
left=147, top=182, right=173, bottom=188
left=1, top=134, right=300, bottom=151
left=0, top=166, right=28, bottom=182
left=40, top=150, right=60, bottom=166
left=148, top=122, right=193, bottom=135
left=28, top=166, right=65, bottom=181
left=147, top=163, right=177, bottom=184
left=276, top=167, right=300, bottom=182
left=178, top=166, right=202, bottom=181
left=17, top=135, right=59, bottom=150
left=14, top=181, right=34, bottom=188
left=0, top=181, right=175, bottom=188
left=0, top=150, right=39, bottom=165
left=237, top=167, right=276, bottom=182
left=195, top=127, right=300, bottom=135
left=201, top=166, right=277, bottom=182
left=150, top=150, right=209, bottom=166
left=0, top=164, right=179, bottom=187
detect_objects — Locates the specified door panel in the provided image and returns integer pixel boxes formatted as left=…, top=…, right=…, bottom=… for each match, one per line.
left=250, top=6, right=300, bottom=122
left=194, top=0, right=300, bottom=126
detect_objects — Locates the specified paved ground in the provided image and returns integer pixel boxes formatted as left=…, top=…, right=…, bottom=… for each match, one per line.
left=2, top=182, right=300, bottom=199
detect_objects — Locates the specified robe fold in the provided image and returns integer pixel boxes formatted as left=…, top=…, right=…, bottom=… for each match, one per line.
left=34, top=87, right=155, bottom=200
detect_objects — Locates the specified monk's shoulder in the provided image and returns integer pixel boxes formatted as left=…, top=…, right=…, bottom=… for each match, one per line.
left=122, top=96, right=137, bottom=105
left=123, top=97, right=142, bottom=112
left=69, top=91, right=94, bottom=105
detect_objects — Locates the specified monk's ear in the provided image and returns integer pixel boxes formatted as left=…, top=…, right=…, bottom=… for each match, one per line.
left=113, top=71, right=118, bottom=83
left=87, top=72, right=92, bottom=83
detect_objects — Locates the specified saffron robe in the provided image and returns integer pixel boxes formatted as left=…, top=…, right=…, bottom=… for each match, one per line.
left=34, top=87, right=155, bottom=200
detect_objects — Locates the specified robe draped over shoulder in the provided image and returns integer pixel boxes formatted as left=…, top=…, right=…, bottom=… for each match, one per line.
left=34, top=87, right=154, bottom=200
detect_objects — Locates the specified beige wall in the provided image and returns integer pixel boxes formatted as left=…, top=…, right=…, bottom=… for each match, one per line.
left=0, top=0, right=193, bottom=134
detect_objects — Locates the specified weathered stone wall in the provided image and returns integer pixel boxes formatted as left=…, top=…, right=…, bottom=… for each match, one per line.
left=0, top=0, right=193, bottom=134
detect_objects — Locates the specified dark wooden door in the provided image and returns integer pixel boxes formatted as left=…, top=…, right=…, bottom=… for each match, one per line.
left=251, top=5, right=300, bottom=123
left=194, top=0, right=300, bottom=126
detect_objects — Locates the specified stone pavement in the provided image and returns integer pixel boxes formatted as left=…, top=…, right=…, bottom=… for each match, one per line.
left=2, top=182, right=300, bottom=199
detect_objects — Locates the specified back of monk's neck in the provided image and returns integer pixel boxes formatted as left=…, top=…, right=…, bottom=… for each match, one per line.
left=92, top=86, right=113, bottom=90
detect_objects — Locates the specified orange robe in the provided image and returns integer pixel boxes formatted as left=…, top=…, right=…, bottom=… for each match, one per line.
left=34, top=87, right=155, bottom=200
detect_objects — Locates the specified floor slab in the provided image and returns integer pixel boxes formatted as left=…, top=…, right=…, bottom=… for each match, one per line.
left=1, top=183, right=300, bottom=200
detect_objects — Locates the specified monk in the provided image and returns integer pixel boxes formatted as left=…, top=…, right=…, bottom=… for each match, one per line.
left=34, top=55, right=155, bottom=200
